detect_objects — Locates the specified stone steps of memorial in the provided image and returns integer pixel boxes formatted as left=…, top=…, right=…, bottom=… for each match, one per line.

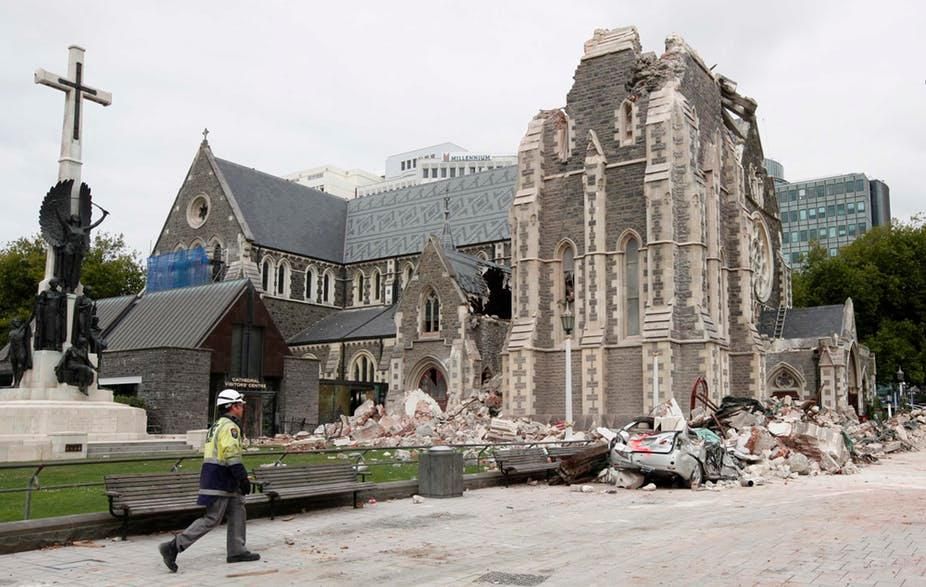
left=86, top=440, right=195, bottom=457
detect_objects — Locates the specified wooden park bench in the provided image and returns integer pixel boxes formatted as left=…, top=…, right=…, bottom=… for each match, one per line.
left=252, top=462, right=375, bottom=519
left=493, top=447, right=560, bottom=487
left=104, top=471, right=269, bottom=539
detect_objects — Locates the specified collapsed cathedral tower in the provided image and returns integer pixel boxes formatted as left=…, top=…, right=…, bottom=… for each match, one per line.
left=503, top=27, right=789, bottom=420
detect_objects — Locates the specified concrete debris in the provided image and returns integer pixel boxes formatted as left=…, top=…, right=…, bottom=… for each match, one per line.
left=255, top=388, right=588, bottom=451
left=412, top=495, right=425, bottom=504
left=641, top=483, right=657, bottom=491
left=606, top=396, right=926, bottom=493
left=571, top=484, right=595, bottom=493
left=692, top=397, right=926, bottom=482
left=598, top=467, right=646, bottom=489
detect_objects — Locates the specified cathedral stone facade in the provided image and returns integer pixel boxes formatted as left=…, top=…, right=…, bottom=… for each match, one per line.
left=503, top=27, right=795, bottom=422
left=128, top=26, right=875, bottom=429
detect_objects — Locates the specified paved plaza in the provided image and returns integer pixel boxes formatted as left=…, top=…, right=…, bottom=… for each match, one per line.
left=1, top=451, right=925, bottom=586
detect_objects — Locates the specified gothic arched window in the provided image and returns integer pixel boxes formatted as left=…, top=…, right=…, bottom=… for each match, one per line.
left=372, top=269, right=382, bottom=303
left=261, top=258, right=274, bottom=293
left=306, top=266, right=318, bottom=302
left=624, top=238, right=641, bottom=336
left=351, top=353, right=376, bottom=383
left=277, top=261, right=291, bottom=297
left=422, top=289, right=440, bottom=333
left=322, top=270, right=334, bottom=304
left=353, top=270, right=366, bottom=306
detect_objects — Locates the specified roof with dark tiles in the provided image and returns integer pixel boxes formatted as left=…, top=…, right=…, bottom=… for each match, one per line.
left=215, top=158, right=348, bottom=263
left=759, top=304, right=846, bottom=340
left=289, top=305, right=396, bottom=345
left=103, top=279, right=249, bottom=351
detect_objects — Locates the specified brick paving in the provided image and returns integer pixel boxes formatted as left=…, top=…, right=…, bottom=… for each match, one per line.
left=1, top=451, right=925, bottom=586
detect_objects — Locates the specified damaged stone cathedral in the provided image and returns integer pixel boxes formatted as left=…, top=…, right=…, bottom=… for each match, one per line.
left=94, top=27, right=875, bottom=433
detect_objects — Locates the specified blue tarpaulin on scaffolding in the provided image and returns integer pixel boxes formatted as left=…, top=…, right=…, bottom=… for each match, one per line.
left=146, top=247, right=212, bottom=292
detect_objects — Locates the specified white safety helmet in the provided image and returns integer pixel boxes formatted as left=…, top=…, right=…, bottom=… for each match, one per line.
left=216, top=388, right=245, bottom=408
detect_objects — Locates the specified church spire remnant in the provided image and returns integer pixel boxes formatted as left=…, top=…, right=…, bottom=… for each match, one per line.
left=440, top=195, right=455, bottom=250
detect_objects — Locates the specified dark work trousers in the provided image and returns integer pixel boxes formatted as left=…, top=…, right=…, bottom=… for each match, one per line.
left=174, top=494, right=247, bottom=556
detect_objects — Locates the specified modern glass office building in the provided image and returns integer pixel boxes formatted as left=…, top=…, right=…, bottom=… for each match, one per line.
left=764, top=160, right=891, bottom=269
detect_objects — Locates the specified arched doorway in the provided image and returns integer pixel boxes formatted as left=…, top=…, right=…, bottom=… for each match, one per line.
left=847, top=347, right=860, bottom=413
left=410, top=360, right=448, bottom=410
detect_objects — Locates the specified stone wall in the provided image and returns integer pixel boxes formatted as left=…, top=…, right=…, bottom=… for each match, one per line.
left=261, top=296, right=337, bottom=341
left=101, top=348, right=212, bottom=434
left=281, top=356, right=319, bottom=432
left=475, top=316, right=509, bottom=379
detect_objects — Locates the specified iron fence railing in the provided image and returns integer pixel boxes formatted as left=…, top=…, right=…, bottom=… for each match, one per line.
left=0, top=439, right=594, bottom=521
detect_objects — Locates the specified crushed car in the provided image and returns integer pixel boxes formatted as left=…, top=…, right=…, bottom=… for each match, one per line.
left=609, top=417, right=740, bottom=488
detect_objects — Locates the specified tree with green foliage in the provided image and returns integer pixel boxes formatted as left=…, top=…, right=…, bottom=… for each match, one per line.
left=792, top=218, right=926, bottom=385
left=0, top=233, right=145, bottom=348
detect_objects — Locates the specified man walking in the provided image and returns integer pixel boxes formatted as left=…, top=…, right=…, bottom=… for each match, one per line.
left=159, top=389, right=260, bottom=572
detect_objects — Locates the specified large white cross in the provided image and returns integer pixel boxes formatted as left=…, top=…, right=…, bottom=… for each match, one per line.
left=35, top=45, right=111, bottom=214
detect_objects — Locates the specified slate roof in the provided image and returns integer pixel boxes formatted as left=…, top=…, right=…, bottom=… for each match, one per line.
left=289, top=305, right=396, bottom=345
left=758, top=304, right=845, bottom=340
left=95, top=294, right=137, bottom=334
left=441, top=246, right=507, bottom=299
left=215, top=158, right=348, bottom=263
left=104, top=279, right=249, bottom=351
left=344, top=166, right=516, bottom=263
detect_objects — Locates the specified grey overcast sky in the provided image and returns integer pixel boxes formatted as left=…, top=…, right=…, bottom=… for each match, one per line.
left=1, top=0, right=923, bottom=257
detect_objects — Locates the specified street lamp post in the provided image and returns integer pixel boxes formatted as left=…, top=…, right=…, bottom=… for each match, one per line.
left=561, top=304, right=575, bottom=435
left=897, top=366, right=905, bottom=410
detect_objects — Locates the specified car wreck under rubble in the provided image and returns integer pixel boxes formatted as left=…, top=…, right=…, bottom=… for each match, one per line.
left=609, top=416, right=741, bottom=488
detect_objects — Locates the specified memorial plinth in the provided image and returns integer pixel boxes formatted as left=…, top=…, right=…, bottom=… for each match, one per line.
left=0, top=45, right=149, bottom=462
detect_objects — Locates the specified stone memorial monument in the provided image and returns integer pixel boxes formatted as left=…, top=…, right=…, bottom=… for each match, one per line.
left=0, top=46, right=147, bottom=462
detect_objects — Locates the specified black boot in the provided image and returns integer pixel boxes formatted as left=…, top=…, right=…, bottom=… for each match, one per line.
left=159, top=538, right=179, bottom=572
left=227, top=551, right=261, bottom=563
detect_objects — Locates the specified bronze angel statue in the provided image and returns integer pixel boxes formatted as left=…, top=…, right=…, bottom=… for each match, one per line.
left=39, top=179, right=109, bottom=293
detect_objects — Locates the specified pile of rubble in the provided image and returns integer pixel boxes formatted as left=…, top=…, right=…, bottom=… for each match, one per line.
left=704, top=396, right=926, bottom=479
left=253, top=385, right=926, bottom=493
left=600, top=395, right=926, bottom=490
left=253, top=388, right=576, bottom=450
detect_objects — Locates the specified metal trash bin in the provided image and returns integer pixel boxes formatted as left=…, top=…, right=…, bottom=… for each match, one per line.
left=418, top=446, right=463, bottom=498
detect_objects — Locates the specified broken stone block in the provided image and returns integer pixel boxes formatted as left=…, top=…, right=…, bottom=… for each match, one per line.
left=404, top=389, right=443, bottom=419
left=786, top=452, right=811, bottom=475
left=615, top=469, right=646, bottom=489
left=882, top=440, right=902, bottom=453
left=819, top=453, right=840, bottom=473
left=767, top=422, right=792, bottom=437
left=641, top=482, right=657, bottom=491
left=415, top=423, right=434, bottom=438
left=570, top=485, right=594, bottom=493
left=412, top=494, right=425, bottom=504
left=352, top=399, right=376, bottom=421
left=351, top=420, right=384, bottom=441
left=486, top=418, right=519, bottom=442
left=595, top=427, right=617, bottom=443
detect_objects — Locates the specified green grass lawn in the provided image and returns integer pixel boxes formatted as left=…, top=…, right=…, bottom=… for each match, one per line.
left=0, top=448, right=489, bottom=522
